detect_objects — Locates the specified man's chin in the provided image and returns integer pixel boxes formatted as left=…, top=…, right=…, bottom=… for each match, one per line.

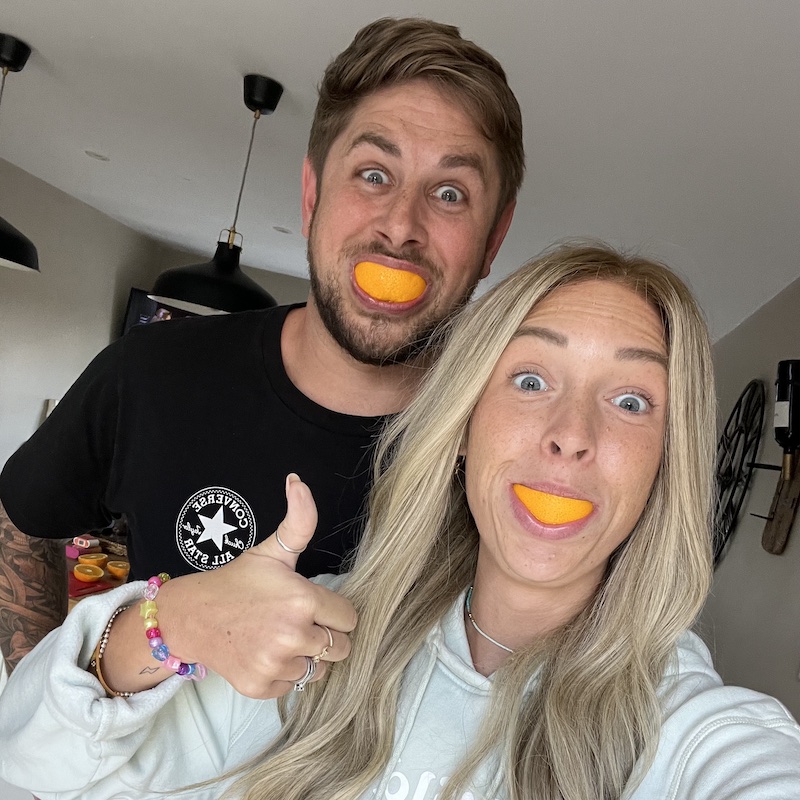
left=334, top=325, right=429, bottom=366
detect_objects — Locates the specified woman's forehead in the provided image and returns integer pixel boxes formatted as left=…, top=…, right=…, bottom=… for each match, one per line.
left=516, top=280, right=667, bottom=352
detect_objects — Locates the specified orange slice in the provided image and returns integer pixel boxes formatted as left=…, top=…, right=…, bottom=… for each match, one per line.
left=354, top=261, right=426, bottom=303
left=513, top=484, right=593, bottom=525
left=74, top=564, right=104, bottom=582
left=78, top=553, right=108, bottom=568
left=107, top=560, right=131, bottom=579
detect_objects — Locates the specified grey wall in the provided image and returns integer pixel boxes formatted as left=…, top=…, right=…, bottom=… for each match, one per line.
left=0, top=158, right=309, bottom=466
left=701, top=273, right=800, bottom=720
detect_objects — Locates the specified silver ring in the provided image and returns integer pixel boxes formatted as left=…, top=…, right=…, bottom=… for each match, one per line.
left=293, top=656, right=316, bottom=692
left=313, top=625, right=335, bottom=663
left=275, top=529, right=305, bottom=554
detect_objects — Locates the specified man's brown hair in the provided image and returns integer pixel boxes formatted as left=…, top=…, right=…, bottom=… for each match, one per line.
left=308, top=17, right=525, bottom=215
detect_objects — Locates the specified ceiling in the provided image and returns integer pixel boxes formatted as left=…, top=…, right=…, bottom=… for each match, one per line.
left=1, top=0, right=798, bottom=341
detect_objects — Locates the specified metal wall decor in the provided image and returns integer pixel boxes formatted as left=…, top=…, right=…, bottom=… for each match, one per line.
left=713, top=380, right=765, bottom=564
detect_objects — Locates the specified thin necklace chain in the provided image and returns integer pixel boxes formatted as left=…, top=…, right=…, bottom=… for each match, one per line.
left=464, top=586, right=514, bottom=654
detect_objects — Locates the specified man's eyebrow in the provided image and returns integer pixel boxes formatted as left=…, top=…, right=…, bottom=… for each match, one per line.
left=346, top=134, right=487, bottom=185
left=347, top=132, right=400, bottom=158
left=439, top=153, right=487, bottom=186
left=511, top=326, right=668, bottom=369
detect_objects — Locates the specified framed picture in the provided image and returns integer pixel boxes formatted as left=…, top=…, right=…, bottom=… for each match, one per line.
left=120, top=288, right=198, bottom=336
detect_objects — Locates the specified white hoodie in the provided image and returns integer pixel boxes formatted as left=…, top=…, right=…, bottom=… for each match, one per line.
left=0, top=580, right=798, bottom=799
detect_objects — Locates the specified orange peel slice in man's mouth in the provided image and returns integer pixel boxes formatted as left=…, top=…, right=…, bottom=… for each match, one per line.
left=513, top=484, right=594, bottom=525
left=354, top=261, right=427, bottom=303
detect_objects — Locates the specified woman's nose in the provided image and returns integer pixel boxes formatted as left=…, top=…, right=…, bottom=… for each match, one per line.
left=541, top=401, right=596, bottom=461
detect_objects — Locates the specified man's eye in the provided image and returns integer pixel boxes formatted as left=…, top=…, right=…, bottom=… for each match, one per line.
left=612, top=393, right=649, bottom=414
left=361, top=169, right=388, bottom=185
left=434, top=185, right=463, bottom=203
left=513, top=373, right=548, bottom=392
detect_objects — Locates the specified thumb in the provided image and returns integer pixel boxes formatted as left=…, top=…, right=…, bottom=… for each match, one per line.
left=254, top=473, right=318, bottom=569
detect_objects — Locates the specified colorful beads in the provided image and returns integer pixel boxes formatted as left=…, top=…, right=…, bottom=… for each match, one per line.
left=140, top=600, right=158, bottom=618
left=164, top=655, right=182, bottom=671
left=140, top=573, right=206, bottom=682
left=151, top=644, right=169, bottom=662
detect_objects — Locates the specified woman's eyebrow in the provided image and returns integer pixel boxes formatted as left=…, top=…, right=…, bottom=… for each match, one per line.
left=615, top=347, right=668, bottom=369
left=511, top=325, right=566, bottom=347
left=511, top=326, right=668, bottom=369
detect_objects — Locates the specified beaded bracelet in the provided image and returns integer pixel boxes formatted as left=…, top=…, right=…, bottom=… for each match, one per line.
left=89, top=604, right=133, bottom=698
left=141, top=573, right=207, bottom=681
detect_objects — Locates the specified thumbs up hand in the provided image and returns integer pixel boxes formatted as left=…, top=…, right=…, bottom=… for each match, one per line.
left=155, top=474, right=357, bottom=699
left=250, top=472, right=321, bottom=567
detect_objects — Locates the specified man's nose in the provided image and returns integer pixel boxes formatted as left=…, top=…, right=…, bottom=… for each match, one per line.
left=374, top=187, right=427, bottom=251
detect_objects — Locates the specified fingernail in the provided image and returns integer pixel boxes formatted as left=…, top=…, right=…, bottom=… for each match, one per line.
left=286, top=473, right=300, bottom=492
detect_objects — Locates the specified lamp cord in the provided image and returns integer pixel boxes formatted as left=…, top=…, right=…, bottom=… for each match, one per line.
left=0, top=68, right=8, bottom=125
left=229, top=109, right=261, bottom=241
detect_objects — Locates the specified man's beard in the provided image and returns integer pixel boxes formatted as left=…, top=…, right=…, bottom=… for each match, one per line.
left=307, top=237, right=479, bottom=367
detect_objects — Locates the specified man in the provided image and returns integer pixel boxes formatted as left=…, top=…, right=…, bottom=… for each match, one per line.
left=0, top=17, right=524, bottom=688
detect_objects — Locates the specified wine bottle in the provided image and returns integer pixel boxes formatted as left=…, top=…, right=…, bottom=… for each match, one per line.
left=774, top=360, right=800, bottom=480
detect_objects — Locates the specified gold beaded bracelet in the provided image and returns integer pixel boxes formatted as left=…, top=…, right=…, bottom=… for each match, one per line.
left=88, top=605, right=133, bottom=698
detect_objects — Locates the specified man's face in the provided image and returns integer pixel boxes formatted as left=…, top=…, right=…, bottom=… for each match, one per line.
left=302, top=79, right=515, bottom=365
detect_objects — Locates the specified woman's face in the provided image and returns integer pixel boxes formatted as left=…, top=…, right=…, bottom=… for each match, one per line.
left=464, top=279, right=668, bottom=599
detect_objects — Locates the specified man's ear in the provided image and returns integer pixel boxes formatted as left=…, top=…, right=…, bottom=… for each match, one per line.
left=301, top=157, right=319, bottom=239
left=480, top=200, right=517, bottom=279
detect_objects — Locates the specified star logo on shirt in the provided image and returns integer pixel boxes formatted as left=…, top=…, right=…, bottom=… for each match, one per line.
left=195, top=505, right=237, bottom=552
left=176, top=487, right=257, bottom=571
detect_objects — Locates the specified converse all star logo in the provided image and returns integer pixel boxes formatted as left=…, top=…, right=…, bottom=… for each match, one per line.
left=176, top=486, right=256, bottom=571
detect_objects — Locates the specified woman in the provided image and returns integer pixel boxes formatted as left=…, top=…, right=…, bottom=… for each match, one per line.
left=1, top=243, right=798, bottom=799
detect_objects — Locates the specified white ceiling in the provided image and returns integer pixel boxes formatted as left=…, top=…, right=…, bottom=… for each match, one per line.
left=1, top=0, right=798, bottom=341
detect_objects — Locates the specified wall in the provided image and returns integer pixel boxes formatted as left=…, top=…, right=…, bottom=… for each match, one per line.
left=0, top=159, right=309, bottom=466
left=700, top=273, right=800, bottom=720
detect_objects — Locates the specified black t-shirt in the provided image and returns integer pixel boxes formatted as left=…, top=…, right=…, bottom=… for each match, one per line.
left=0, top=305, right=386, bottom=580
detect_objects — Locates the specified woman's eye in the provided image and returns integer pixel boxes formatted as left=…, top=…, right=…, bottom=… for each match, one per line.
left=613, top=393, right=650, bottom=414
left=434, top=185, right=464, bottom=203
left=513, top=373, right=548, bottom=392
left=361, top=169, right=388, bottom=185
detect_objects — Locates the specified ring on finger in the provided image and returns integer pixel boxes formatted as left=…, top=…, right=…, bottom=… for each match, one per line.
left=275, top=529, right=305, bottom=555
left=293, top=656, right=316, bottom=692
left=313, top=625, right=335, bottom=663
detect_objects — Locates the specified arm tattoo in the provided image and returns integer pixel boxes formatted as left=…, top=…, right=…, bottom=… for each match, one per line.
left=0, top=501, right=68, bottom=673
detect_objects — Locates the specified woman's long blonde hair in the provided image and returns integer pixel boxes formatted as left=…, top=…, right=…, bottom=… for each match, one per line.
left=229, top=242, right=716, bottom=800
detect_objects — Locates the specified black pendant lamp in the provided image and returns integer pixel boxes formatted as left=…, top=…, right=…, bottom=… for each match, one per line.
left=0, top=33, right=39, bottom=272
left=150, top=74, right=283, bottom=314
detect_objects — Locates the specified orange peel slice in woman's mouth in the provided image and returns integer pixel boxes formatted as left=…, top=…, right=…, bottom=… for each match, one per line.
left=513, top=484, right=593, bottom=525
left=354, top=261, right=427, bottom=303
